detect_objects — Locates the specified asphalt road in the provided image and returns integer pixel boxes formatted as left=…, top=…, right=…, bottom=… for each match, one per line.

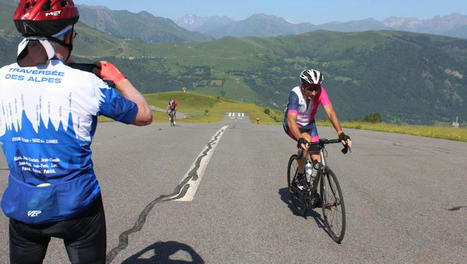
left=0, top=115, right=465, bottom=264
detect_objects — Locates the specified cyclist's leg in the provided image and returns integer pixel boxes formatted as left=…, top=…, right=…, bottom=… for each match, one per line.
left=35, top=195, right=107, bottom=264
left=309, top=120, right=320, bottom=163
left=283, top=123, right=311, bottom=172
left=63, top=195, right=106, bottom=264
left=9, top=219, right=51, bottom=264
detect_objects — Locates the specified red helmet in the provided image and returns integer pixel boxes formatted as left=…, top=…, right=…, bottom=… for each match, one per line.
left=14, top=0, right=79, bottom=37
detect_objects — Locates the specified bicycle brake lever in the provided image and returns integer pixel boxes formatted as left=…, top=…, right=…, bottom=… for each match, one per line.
left=341, top=147, right=348, bottom=154
left=297, top=149, right=304, bottom=159
left=341, top=143, right=351, bottom=154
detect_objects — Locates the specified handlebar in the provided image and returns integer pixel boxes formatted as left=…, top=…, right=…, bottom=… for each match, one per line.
left=297, top=138, right=351, bottom=158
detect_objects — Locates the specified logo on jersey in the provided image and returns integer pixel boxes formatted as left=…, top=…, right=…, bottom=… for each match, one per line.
left=27, top=210, right=42, bottom=217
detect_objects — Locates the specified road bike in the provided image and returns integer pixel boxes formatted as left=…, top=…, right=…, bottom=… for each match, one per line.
left=287, top=138, right=350, bottom=243
left=168, top=110, right=175, bottom=127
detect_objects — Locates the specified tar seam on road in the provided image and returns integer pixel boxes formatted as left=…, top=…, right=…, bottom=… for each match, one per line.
left=172, top=125, right=229, bottom=201
left=105, top=125, right=229, bottom=264
left=448, top=206, right=466, bottom=211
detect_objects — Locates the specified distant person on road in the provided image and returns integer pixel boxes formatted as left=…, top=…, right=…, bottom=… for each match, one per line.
left=0, top=1, right=152, bottom=263
left=167, top=98, right=178, bottom=125
left=283, top=69, right=351, bottom=188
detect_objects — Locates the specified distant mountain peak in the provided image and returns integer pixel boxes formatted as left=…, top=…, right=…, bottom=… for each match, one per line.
left=80, top=4, right=109, bottom=10
left=247, top=13, right=286, bottom=22
left=176, top=14, right=235, bottom=32
left=76, top=5, right=213, bottom=42
left=285, top=18, right=299, bottom=25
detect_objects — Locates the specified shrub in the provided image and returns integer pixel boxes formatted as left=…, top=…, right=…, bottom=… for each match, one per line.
left=363, top=112, right=382, bottom=123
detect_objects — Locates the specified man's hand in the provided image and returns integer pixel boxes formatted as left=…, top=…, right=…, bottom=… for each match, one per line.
left=93, top=61, right=125, bottom=85
left=338, top=131, right=352, bottom=148
left=297, top=138, right=309, bottom=150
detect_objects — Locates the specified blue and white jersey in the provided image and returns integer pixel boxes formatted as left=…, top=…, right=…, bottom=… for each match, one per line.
left=283, top=86, right=313, bottom=126
left=0, top=58, right=138, bottom=224
left=283, top=85, right=332, bottom=127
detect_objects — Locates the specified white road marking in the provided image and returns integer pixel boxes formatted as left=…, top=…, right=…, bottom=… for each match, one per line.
left=172, top=125, right=229, bottom=201
left=228, top=112, right=246, bottom=119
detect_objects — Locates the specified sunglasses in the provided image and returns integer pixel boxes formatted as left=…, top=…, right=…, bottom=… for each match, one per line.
left=304, top=84, right=321, bottom=91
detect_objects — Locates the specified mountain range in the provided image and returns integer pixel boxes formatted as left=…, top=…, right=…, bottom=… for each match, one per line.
left=76, top=5, right=467, bottom=41
left=78, top=5, right=212, bottom=43
left=0, top=0, right=466, bottom=125
left=176, top=13, right=467, bottom=39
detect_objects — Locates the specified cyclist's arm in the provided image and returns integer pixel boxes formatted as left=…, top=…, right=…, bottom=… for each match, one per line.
left=322, top=104, right=342, bottom=133
left=94, top=61, right=152, bottom=126
left=286, top=90, right=307, bottom=144
left=114, top=78, right=152, bottom=126
left=322, top=104, right=352, bottom=147
left=287, top=112, right=303, bottom=142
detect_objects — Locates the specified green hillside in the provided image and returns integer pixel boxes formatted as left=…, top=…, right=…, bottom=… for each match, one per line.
left=144, top=91, right=282, bottom=124
left=0, top=0, right=466, bottom=125
left=72, top=31, right=467, bottom=125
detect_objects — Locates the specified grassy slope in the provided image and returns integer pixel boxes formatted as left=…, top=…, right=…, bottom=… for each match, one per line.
left=140, top=91, right=467, bottom=142
left=318, top=120, right=467, bottom=142
left=144, top=91, right=282, bottom=124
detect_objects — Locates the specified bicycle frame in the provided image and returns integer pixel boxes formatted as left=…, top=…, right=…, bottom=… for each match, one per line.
left=306, top=139, right=341, bottom=192
left=308, top=145, right=327, bottom=194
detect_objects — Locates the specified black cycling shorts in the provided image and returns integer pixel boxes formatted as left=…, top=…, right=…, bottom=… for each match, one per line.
left=9, top=195, right=106, bottom=264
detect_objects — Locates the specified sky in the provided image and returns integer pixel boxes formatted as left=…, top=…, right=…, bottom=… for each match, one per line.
left=74, top=0, right=467, bottom=25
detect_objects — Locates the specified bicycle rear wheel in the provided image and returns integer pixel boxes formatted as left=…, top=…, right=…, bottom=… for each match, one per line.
left=287, top=154, right=307, bottom=216
left=320, top=168, right=346, bottom=243
left=169, top=112, right=174, bottom=126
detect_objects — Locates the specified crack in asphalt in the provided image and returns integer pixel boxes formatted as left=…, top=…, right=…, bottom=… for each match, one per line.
left=105, top=125, right=228, bottom=264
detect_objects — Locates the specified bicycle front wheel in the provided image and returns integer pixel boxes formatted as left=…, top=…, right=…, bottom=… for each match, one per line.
left=287, top=154, right=307, bottom=216
left=320, top=168, right=346, bottom=243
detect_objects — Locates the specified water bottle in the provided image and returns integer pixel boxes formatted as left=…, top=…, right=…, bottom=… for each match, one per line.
left=311, top=162, right=320, bottom=180
left=305, top=160, right=313, bottom=182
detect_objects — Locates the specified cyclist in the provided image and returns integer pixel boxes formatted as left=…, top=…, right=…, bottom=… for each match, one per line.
left=283, top=69, right=351, bottom=188
left=167, top=98, right=178, bottom=125
left=0, top=1, right=152, bottom=263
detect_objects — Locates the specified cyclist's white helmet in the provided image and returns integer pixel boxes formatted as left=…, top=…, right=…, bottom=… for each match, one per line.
left=300, top=69, right=323, bottom=85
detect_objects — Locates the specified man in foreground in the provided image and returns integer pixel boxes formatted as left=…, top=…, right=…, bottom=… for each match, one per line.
left=0, top=0, right=152, bottom=263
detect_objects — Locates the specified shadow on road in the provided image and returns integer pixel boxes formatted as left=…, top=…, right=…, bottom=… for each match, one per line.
left=121, top=241, right=204, bottom=264
left=278, top=188, right=336, bottom=242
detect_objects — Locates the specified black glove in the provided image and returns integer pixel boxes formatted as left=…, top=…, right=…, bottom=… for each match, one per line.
left=338, top=132, right=351, bottom=142
left=338, top=132, right=351, bottom=154
left=297, top=138, right=309, bottom=149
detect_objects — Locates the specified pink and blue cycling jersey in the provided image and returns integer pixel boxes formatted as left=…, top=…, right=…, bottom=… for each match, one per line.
left=283, top=86, right=332, bottom=141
